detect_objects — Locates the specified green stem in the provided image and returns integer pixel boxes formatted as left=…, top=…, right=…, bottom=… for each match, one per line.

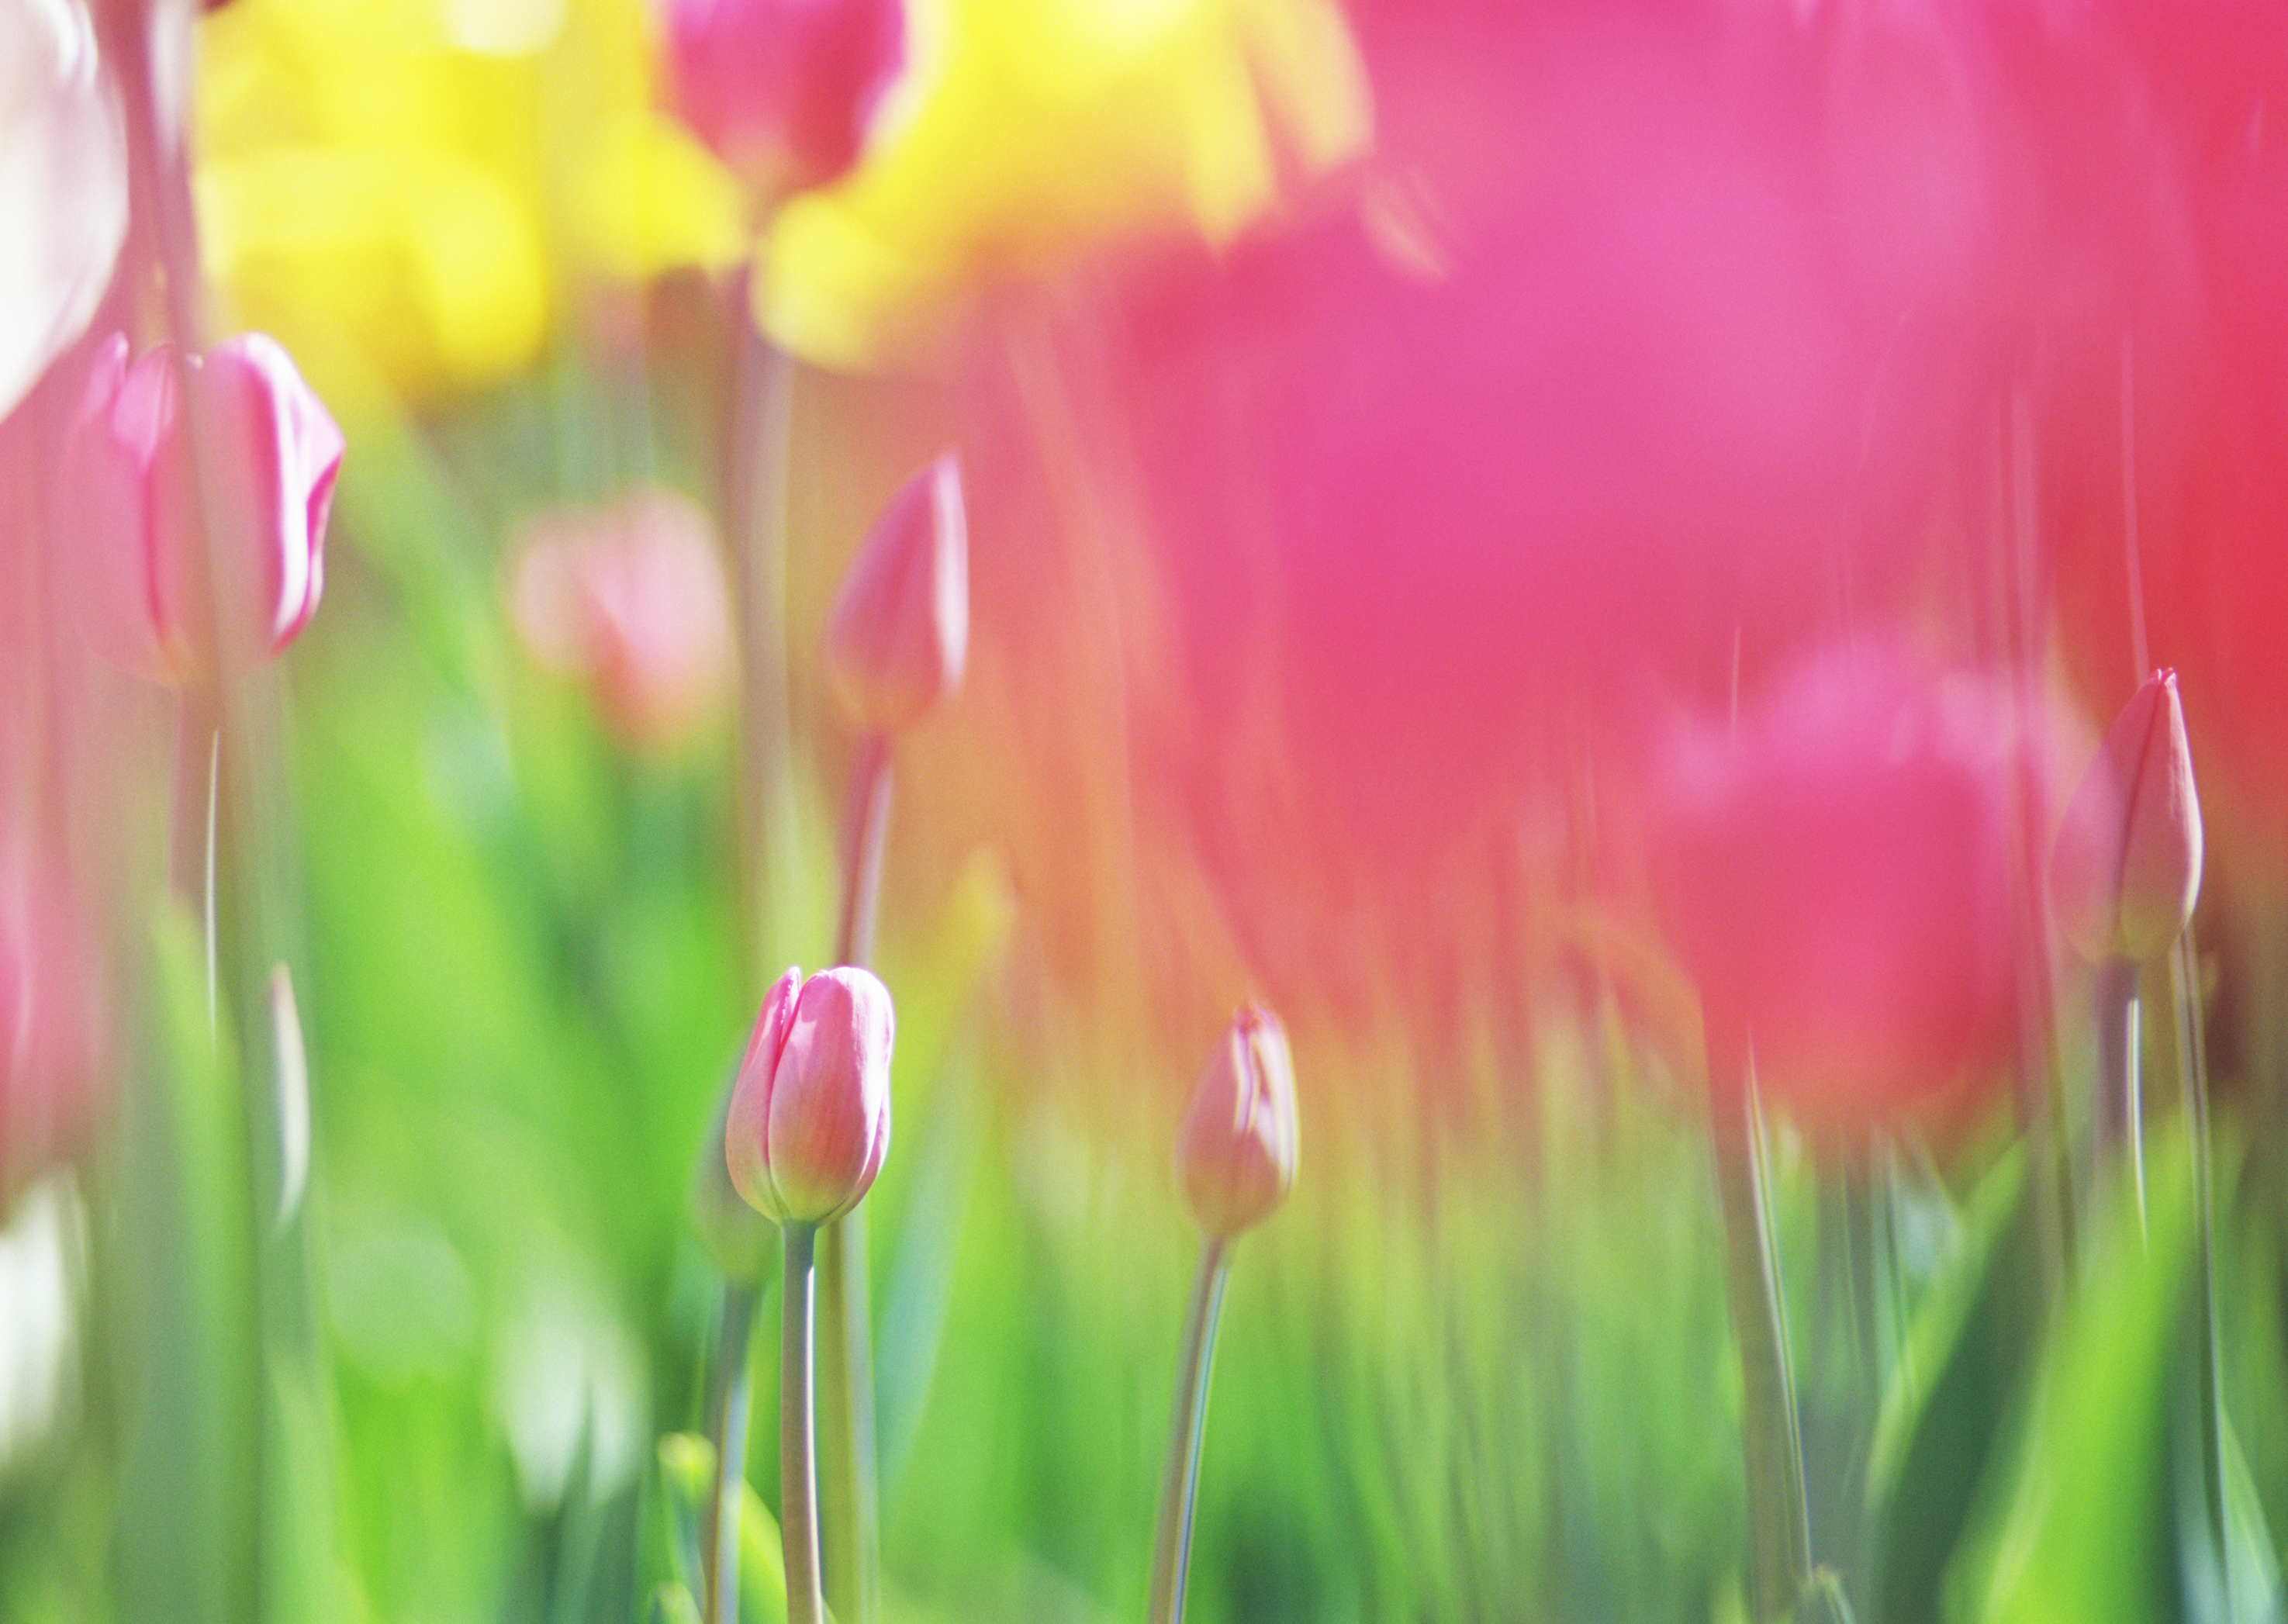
left=1146, top=1238, right=1231, bottom=1624
left=726, top=289, right=800, bottom=997
left=703, top=1281, right=759, bottom=1624
left=1709, top=1063, right=1812, bottom=1623
left=2093, top=957, right=2145, bottom=1238
left=780, top=1223, right=825, bottom=1624
left=2166, top=935, right=2230, bottom=1602
left=817, top=731, right=893, bottom=1624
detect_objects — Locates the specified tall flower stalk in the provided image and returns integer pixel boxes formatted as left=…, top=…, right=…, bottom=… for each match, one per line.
left=1149, top=1007, right=1297, bottom=1624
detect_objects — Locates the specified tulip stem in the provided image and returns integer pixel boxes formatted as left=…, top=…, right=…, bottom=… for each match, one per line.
left=780, top=1221, right=826, bottom=1624
left=2167, top=934, right=2231, bottom=1604
left=1147, top=1237, right=1231, bottom=1624
left=835, top=733, right=893, bottom=971
left=171, top=697, right=221, bottom=1031
left=817, top=731, right=892, bottom=1624
left=702, top=1280, right=759, bottom=1624
left=1709, top=1064, right=1812, bottom=1623
left=2093, top=957, right=2145, bottom=1239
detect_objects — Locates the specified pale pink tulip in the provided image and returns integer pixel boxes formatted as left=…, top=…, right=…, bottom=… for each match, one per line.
left=69, top=332, right=340, bottom=686
left=1176, top=1005, right=1298, bottom=1241
left=724, top=967, right=893, bottom=1226
left=506, top=487, right=736, bottom=752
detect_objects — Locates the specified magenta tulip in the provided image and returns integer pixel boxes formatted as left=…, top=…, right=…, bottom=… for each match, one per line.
left=659, top=0, right=904, bottom=199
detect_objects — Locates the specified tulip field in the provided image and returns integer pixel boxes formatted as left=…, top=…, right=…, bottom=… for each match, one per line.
left=14, top=2, right=2288, bottom=1622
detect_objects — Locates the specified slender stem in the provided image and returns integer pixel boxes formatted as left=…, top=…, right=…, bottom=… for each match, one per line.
left=833, top=734, right=894, bottom=971
left=817, top=731, right=893, bottom=1624
left=727, top=288, right=799, bottom=997
left=816, top=1218, right=880, bottom=1624
left=2093, top=957, right=2145, bottom=1238
left=2168, top=934, right=2230, bottom=1601
left=703, top=1281, right=759, bottom=1624
left=1709, top=1062, right=1812, bottom=1623
left=1146, top=1238, right=1231, bottom=1624
left=170, top=696, right=221, bottom=1029
left=780, top=1223, right=824, bottom=1624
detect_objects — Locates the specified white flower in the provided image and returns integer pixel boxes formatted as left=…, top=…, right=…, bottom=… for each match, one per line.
left=0, top=0, right=126, bottom=421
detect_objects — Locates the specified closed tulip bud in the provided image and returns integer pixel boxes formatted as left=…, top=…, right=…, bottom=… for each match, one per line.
left=2051, top=669, right=2203, bottom=965
left=1177, top=1005, right=1298, bottom=1240
left=69, top=331, right=340, bottom=686
left=724, top=967, right=893, bottom=1226
left=659, top=0, right=905, bottom=199
left=824, top=454, right=966, bottom=734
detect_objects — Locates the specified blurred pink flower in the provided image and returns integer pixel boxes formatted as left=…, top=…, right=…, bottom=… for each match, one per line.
left=1661, top=644, right=2056, bottom=1135
left=507, top=486, right=736, bottom=753
left=1, top=845, right=106, bottom=1198
left=67, top=332, right=341, bottom=686
left=658, top=0, right=904, bottom=200
left=724, top=966, right=893, bottom=1226
left=824, top=453, right=966, bottom=735
left=1176, top=1004, right=1298, bottom=1241
left=0, top=0, right=126, bottom=423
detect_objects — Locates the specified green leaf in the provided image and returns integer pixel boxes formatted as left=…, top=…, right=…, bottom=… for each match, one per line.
left=1945, top=1133, right=2199, bottom=1624
left=1863, top=1151, right=2031, bottom=1624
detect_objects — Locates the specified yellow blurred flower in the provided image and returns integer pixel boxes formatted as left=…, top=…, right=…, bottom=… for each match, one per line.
left=756, top=0, right=1372, bottom=371
left=195, top=0, right=747, bottom=409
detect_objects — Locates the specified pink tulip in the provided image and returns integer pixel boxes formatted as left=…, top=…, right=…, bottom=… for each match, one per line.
left=823, top=454, right=966, bottom=735
left=1175, top=1005, right=1298, bottom=1241
left=506, top=486, right=737, bottom=752
left=724, top=967, right=893, bottom=1226
left=1661, top=645, right=2055, bottom=1135
left=68, top=332, right=341, bottom=687
left=1, top=847, right=106, bottom=1198
left=658, top=0, right=904, bottom=199
left=2050, top=671, right=2203, bottom=965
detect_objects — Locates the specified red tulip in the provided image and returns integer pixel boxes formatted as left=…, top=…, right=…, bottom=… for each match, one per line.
left=1662, top=645, right=2055, bottom=1134
left=658, top=0, right=905, bottom=199
left=68, top=332, right=340, bottom=686
left=724, top=967, right=893, bottom=1225
left=1176, top=1005, right=1298, bottom=1240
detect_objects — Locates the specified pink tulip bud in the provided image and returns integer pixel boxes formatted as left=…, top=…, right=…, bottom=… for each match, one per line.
left=506, top=486, right=736, bottom=752
left=2049, top=669, right=2203, bottom=965
left=1176, top=1005, right=1298, bottom=1241
left=824, top=454, right=966, bottom=734
left=724, top=967, right=893, bottom=1226
left=658, top=0, right=905, bottom=199
left=2, top=848, right=107, bottom=1199
left=69, top=332, right=341, bottom=686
